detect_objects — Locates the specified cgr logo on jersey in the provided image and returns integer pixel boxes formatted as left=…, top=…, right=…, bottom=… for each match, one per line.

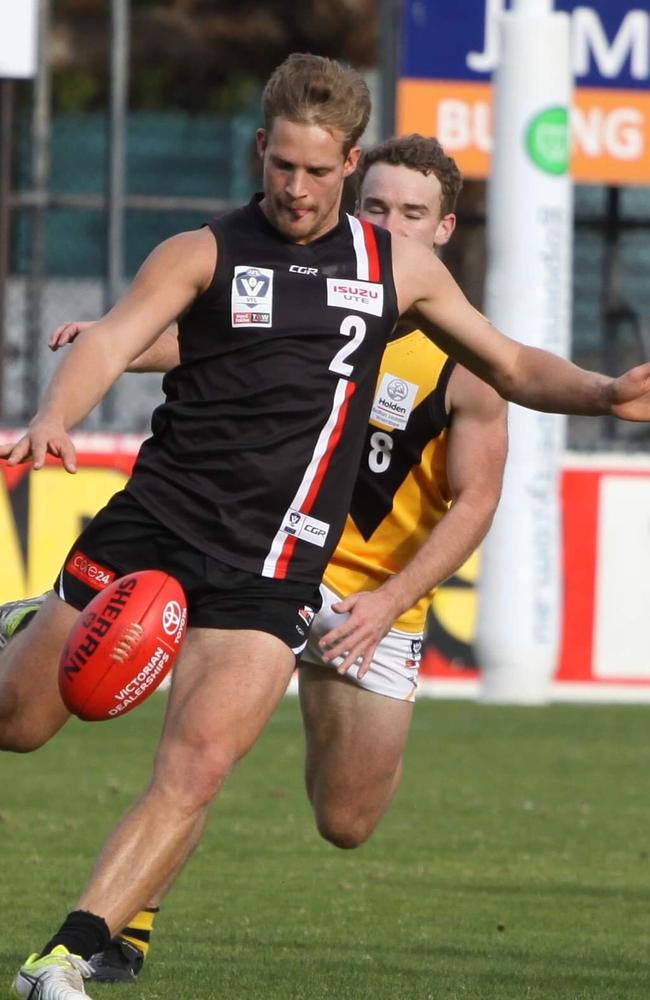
left=370, top=373, right=419, bottom=431
left=281, top=509, right=330, bottom=548
left=231, top=266, right=273, bottom=327
left=326, top=278, right=384, bottom=317
left=289, top=265, right=318, bottom=275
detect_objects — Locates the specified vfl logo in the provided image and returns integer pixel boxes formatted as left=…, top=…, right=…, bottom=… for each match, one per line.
left=235, top=268, right=270, bottom=298
left=284, top=511, right=302, bottom=535
left=231, top=266, right=273, bottom=328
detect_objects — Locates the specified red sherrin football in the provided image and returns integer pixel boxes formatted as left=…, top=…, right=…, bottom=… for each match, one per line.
left=59, top=570, right=187, bottom=721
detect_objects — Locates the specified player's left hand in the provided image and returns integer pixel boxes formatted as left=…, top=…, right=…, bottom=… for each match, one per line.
left=610, top=363, right=650, bottom=421
left=318, top=589, right=400, bottom=678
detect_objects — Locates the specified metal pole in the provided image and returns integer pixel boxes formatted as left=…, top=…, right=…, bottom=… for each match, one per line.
left=106, top=0, right=129, bottom=313
left=101, top=0, right=129, bottom=427
left=602, top=185, right=621, bottom=443
left=24, top=0, right=51, bottom=420
left=379, top=0, right=402, bottom=140
left=0, top=78, right=14, bottom=419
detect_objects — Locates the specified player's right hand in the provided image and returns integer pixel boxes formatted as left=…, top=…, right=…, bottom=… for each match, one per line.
left=0, top=419, right=77, bottom=473
left=49, top=320, right=95, bottom=350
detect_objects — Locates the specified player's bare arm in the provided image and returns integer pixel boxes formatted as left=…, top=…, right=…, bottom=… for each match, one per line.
left=50, top=321, right=181, bottom=373
left=393, top=237, right=650, bottom=420
left=128, top=325, right=181, bottom=372
left=0, top=229, right=215, bottom=471
left=320, top=367, right=507, bottom=676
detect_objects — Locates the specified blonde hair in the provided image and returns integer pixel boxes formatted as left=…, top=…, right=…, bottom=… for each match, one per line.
left=262, top=53, right=371, bottom=153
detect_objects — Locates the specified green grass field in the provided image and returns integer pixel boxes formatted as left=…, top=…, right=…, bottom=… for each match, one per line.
left=1, top=695, right=649, bottom=999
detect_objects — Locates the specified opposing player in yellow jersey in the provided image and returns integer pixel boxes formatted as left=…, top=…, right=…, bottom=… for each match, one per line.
left=45, top=134, right=506, bottom=852
left=298, top=135, right=506, bottom=849
left=3, top=134, right=506, bottom=982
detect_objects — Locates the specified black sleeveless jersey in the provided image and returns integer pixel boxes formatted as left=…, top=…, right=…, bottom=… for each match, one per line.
left=127, top=195, right=400, bottom=584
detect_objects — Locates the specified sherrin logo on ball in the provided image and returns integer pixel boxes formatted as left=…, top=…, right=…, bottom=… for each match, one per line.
left=58, top=570, right=188, bottom=722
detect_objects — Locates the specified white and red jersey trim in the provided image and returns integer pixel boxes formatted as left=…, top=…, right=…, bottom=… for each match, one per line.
left=346, top=215, right=381, bottom=282
left=261, top=216, right=383, bottom=581
left=262, top=377, right=355, bottom=579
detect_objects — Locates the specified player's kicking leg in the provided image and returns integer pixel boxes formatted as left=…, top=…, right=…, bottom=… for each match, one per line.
left=0, top=593, right=158, bottom=983
left=0, top=592, right=78, bottom=750
left=299, top=585, right=418, bottom=848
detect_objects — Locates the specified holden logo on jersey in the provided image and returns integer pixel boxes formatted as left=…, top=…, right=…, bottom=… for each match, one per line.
left=281, top=509, right=330, bottom=548
left=386, top=379, right=409, bottom=402
left=326, top=278, right=384, bottom=317
left=370, top=372, right=419, bottom=431
left=231, top=266, right=273, bottom=327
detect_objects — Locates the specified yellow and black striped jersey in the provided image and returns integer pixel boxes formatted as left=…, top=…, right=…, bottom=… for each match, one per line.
left=324, top=327, right=455, bottom=633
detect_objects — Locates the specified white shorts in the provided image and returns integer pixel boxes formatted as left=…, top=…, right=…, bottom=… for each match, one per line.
left=300, top=584, right=423, bottom=702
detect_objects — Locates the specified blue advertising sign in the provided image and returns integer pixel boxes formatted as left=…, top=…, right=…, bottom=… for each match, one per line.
left=402, top=1, right=649, bottom=91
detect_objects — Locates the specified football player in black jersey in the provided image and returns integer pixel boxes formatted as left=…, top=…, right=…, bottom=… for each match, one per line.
left=3, top=53, right=650, bottom=1000
left=22, top=134, right=505, bottom=984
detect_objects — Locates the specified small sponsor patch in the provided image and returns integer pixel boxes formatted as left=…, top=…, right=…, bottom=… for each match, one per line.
left=231, top=266, right=273, bottom=327
left=326, top=278, right=383, bottom=317
left=162, top=600, right=185, bottom=639
left=405, top=638, right=423, bottom=669
left=281, top=510, right=330, bottom=548
left=289, top=265, right=318, bottom=275
left=370, top=373, right=419, bottom=430
left=298, top=605, right=315, bottom=627
left=65, top=550, right=116, bottom=590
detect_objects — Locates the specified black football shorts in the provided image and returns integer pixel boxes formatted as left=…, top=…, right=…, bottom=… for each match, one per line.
left=54, top=489, right=322, bottom=657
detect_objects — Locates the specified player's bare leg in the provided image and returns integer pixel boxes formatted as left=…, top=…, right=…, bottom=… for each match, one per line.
left=0, top=592, right=75, bottom=751
left=73, top=627, right=295, bottom=935
left=88, top=814, right=209, bottom=983
left=299, top=664, right=413, bottom=849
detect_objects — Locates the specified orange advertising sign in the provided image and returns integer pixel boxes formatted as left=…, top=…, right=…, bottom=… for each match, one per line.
left=398, top=78, right=650, bottom=185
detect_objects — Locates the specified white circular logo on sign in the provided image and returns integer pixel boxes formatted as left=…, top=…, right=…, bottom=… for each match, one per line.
left=162, top=600, right=182, bottom=635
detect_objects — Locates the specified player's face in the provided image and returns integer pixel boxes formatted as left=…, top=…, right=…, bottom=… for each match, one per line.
left=359, top=162, right=456, bottom=249
left=257, top=118, right=360, bottom=244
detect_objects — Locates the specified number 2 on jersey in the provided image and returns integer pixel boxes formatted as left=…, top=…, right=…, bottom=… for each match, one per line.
left=329, top=316, right=367, bottom=377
